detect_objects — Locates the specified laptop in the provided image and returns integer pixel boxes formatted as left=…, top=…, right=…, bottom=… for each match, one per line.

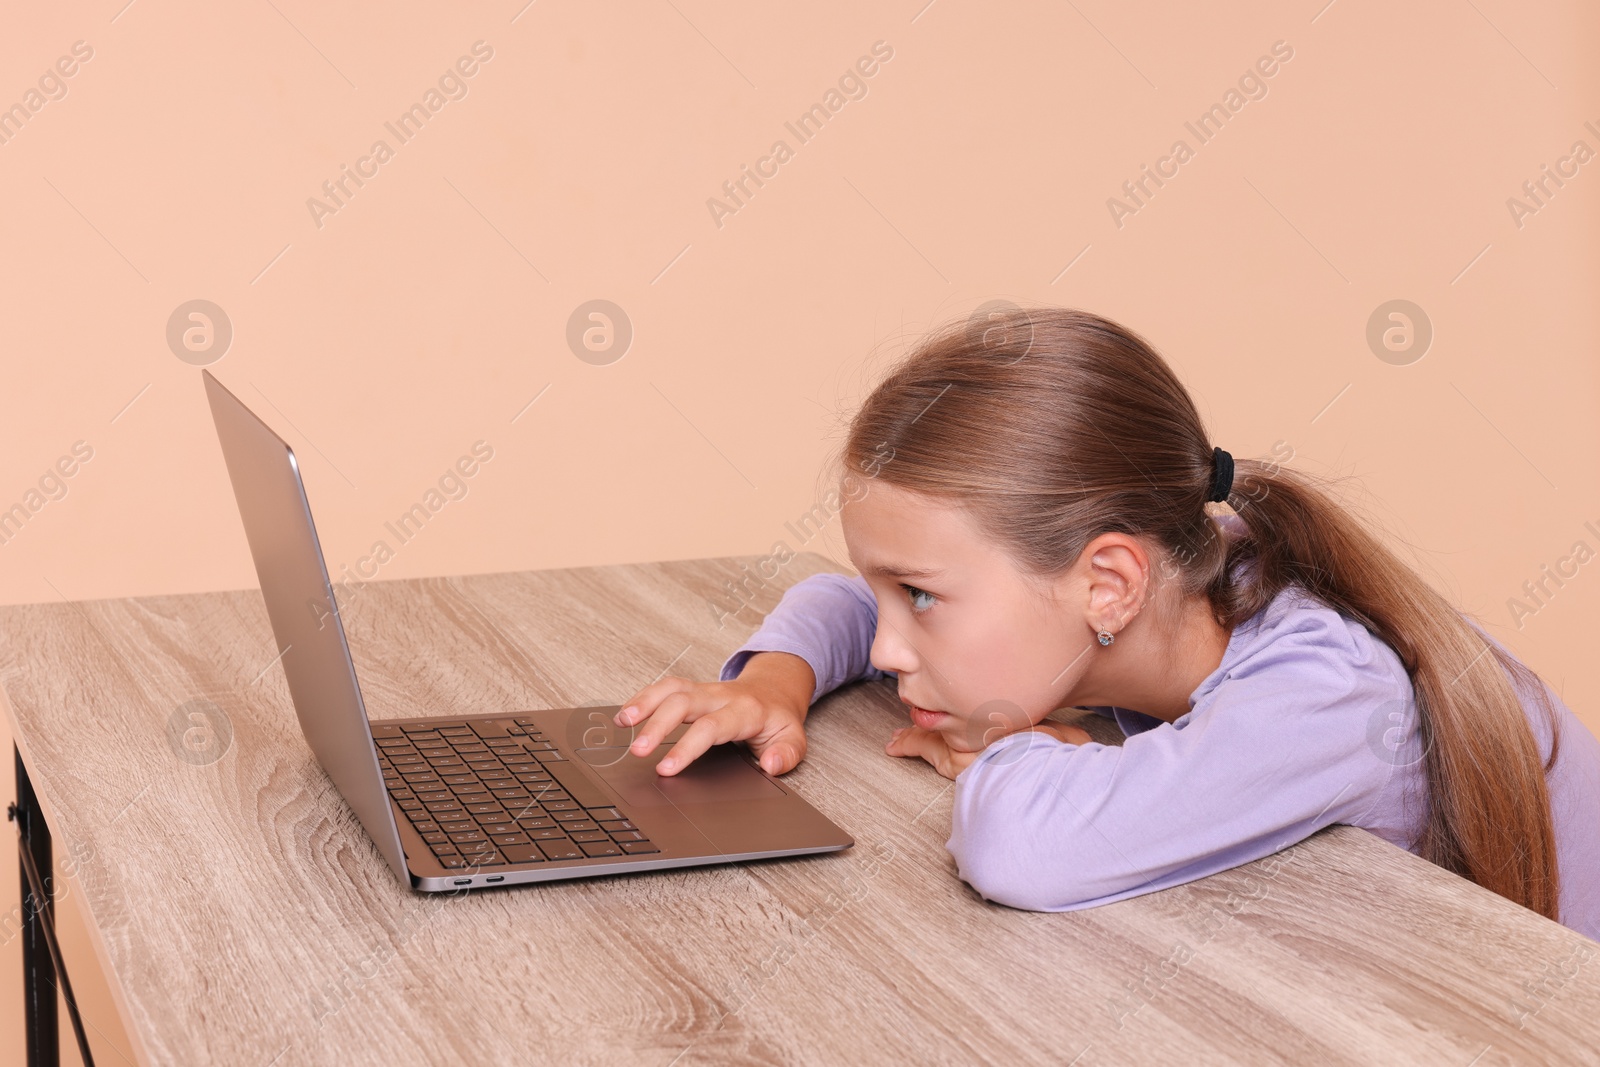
left=202, top=370, right=853, bottom=892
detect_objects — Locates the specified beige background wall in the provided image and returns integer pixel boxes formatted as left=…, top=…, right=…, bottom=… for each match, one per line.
left=2, top=1, right=1597, bottom=1062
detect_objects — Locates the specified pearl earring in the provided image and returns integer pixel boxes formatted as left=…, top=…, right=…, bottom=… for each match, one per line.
left=1097, top=629, right=1114, bottom=647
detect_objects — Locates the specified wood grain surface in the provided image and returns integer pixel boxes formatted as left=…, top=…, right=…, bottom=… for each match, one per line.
left=2, top=552, right=1597, bottom=1066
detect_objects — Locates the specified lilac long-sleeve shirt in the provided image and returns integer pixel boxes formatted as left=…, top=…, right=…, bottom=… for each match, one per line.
left=720, top=570, right=1600, bottom=942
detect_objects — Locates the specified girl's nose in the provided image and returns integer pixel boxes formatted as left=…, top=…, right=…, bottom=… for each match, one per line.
left=870, top=624, right=918, bottom=676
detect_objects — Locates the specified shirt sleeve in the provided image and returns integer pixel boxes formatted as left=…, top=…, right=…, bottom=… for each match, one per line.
left=945, top=599, right=1412, bottom=911
left=719, top=572, right=894, bottom=706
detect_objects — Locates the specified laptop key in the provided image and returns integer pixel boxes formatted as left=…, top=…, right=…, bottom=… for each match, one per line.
left=551, top=810, right=588, bottom=822
left=502, top=807, right=542, bottom=824
left=448, top=831, right=487, bottom=843
left=619, top=841, right=659, bottom=855
left=610, top=830, right=646, bottom=843
left=491, top=833, right=530, bottom=846
left=570, top=831, right=608, bottom=843
left=398, top=801, right=424, bottom=812
left=481, top=822, right=518, bottom=835
left=526, top=828, right=569, bottom=841
left=422, top=832, right=449, bottom=843
left=563, top=820, right=600, bottom=833
left=538, top=840, right=583, bottom=861
left=586, top=808, right=623, bottom=822
left=597, top=820, right=636, bottom=833
left=542, top=759, right=612, bottom=807
left=372, top=725, right=404, bottom=738
left=499, top=844, right=545, bottom=864
left=430, top=843, right=459, bottom=855
left=410, top=819, right=440, bottom=832
left=438, top=855, right=468, bottom=869
left=580, top=841, right=622, bottom=858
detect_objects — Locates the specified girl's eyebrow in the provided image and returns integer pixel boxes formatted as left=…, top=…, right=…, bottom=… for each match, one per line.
left=863, top=562, right=945, bottom=580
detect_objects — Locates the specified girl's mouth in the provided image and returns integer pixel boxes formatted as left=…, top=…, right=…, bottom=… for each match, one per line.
left=906, top=703, right=951, bottom=730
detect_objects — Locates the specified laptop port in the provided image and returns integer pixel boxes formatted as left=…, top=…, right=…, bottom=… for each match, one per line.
left=486, top=875, right=505, bottom=883
left=453, top=878, right=472, bottom=885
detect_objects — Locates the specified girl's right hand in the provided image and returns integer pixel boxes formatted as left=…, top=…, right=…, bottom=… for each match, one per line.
left=613, top=651, right=816, bottom=777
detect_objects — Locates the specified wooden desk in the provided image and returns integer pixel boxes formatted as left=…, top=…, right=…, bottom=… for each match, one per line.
left=3, top=552, right=1598, bottom=1065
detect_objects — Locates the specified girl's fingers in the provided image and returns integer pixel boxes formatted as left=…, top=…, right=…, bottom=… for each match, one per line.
left=749, top=720, right=807, bottom=775
left=885, top=726, right=934, bottom=760
left=628, top=690, right=698, bottom=757
left=886, top=727, right=966, bottom=779
left=614, top=675, right=691, bottom=726
left=656, top=707, right=750, bottom=776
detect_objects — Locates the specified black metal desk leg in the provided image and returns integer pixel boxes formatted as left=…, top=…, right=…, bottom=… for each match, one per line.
left=12, top=743, right=58, bottom=1067
left=10, top=743, right=96, bottom=1067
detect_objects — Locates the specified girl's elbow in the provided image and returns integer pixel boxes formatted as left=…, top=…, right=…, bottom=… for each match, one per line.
left=948, top=830, right=1077, bottom=911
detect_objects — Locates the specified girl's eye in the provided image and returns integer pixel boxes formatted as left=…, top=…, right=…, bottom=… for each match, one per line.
left=902, top=584, right=937, bottom=614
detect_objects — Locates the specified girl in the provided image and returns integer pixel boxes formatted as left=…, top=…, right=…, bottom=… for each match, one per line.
left=613, top=306, right=1600, bottom=941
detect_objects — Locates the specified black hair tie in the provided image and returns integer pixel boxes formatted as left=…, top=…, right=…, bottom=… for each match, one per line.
left=1208, top=447, right=1234, bottom=503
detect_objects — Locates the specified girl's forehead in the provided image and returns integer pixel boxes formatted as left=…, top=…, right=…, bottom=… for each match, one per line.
left=843, top=486, right=989, bottom=561
left=844, top=483, right=952, bottom=530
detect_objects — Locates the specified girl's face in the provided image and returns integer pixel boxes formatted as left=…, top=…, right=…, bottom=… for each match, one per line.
left=841, top=481, right=1100, bottom=752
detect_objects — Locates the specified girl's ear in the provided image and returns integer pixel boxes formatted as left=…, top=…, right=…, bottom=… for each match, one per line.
left=1081, top=533, right=1151, bottom=631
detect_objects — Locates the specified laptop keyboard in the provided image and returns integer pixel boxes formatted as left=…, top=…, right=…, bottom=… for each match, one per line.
left=374, top=716, right=659, bottom=870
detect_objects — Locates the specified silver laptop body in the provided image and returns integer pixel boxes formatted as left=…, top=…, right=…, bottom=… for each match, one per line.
left=203, top=369, right=852, bottom=892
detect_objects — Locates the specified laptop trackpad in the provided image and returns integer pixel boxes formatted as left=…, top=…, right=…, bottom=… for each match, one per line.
left=578, top=744, right=784, bottom=807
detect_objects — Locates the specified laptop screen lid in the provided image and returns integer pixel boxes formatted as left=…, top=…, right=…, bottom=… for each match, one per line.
left=203, top=369, right=411, bottom=885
